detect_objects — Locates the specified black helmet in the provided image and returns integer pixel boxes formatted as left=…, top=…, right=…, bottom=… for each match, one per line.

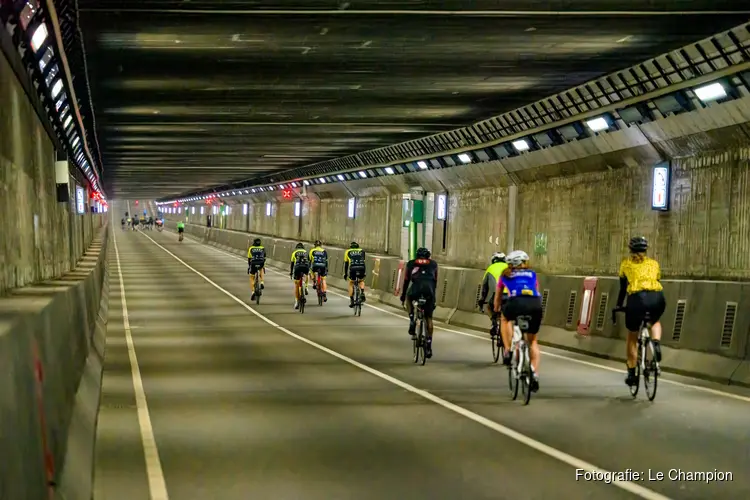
left=253, top=238, right=261, bottom=246
left=416, top=247, right=431, bottom=259
left=314, top=240, right=322, bottom=247
left=295, top=242, right=304, bottom=249
left=350, top=242, right=359, bottom=249
left=628, top=236, right=648, bottom=253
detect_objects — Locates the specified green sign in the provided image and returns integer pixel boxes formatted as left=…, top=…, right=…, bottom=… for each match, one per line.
left=412, top=199, right=424, bottom=223
left=534, top=233, right=548, bottom=255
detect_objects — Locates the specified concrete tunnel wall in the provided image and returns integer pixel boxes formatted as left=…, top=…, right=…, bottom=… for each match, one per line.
left=172, top=145, right=750, bottom=280
left=0, top=49, right=100, bottom=296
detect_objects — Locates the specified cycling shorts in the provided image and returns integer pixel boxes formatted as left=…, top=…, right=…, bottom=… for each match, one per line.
left=249, top=261, right=265, bottom=274
left=407, top=281, right=436, bottom=319
left=488, top=292, right=509, bottom=313
left=625, top=290, right=666, bottom=332
left=293, top=265, right=310, bottom=281
left=348, top=265, right=366, bottom=281
left=501, top=296, right=543, bottom=334
left=311, top=264, right=327, bottom=277
left=177, top=227, right=184, bottom=233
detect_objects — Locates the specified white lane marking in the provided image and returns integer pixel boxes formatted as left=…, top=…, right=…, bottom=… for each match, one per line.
left=183, top=234, right=750, bottom=404
left=113, top=229, right=170, bottom=499
left=140, top=231, right=670, bottom=500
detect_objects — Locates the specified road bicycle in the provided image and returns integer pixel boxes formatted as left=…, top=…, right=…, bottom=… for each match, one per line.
left=508, top=315, right=534, bottom=405
left=412, top=298, right=428, bottom=365
left=613, top=308, right=660, bottom=401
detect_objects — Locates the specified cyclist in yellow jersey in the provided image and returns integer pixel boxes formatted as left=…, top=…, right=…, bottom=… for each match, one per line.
left=343, top=242, right=366, bottom=308
left=290, top=243, right=310, bottom=309
left=247, top=238, right=266, bottom=300
left=308, top=240, right=328, bottom=302
left=477, top=252, right=508, bottom=341
left=615, top=236, right=665, bottom=387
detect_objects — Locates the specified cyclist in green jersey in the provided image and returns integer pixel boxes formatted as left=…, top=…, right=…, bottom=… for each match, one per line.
left=177, top=221, right=185, bottom=241
left=477, top=252, right=507, bottom=337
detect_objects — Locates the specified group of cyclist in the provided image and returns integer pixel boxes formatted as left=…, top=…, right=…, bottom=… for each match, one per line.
left=245, top=233, right=665, bottom=391
left=121, top=214, right=165, bottom=232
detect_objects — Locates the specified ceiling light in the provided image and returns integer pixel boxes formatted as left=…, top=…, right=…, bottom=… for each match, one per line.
left=63, top=115, right=72, bottom=128
left=417, top=161, right=428, bottom=170
left=337, top=174, right=345, bottom=181
left=358, top=171, right=367, bottom=178
left=586, top=117, right=609, bottom=132
left=251, top=188, right=256, bottom=193
left=50, top=79, right=63, bottom=99
left=30, top=23, right=48, bottom=53
left=457, top=153, right=471, bottom=164
left=319, top=178, right=326, bottom=184
left=694, top=82, right=726, bottom=102
left=245, top=190, right=249, bottom=194
left=303, top=180, right=310, bottom=186
left=384, top=167, right=395, bottom=175
left=512, top=139, right=530, bottom=152
left=71, top=136, right=80, bottom=147
left=39, top=47, right=54, bottom=72
left=291, top=182, right=298, bottom=187
left=279, top=184, right=285, bottom=189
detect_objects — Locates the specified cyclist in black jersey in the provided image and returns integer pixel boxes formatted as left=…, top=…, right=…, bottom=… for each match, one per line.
left=343, top=242, right=367, bottom=308
left=247, top=238, right=266, bottom=300
left=400, top=247, right=439, bottom=358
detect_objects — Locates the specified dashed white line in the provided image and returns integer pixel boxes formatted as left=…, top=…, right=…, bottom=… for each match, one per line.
left=139, top=230, right=671, bottom=500
left=173, top=231, right=750, bottom=404
left=112, top=228, right=170, bottom=500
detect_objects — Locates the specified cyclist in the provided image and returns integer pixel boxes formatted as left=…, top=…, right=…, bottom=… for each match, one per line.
left=477, top=252, right=508, bottom=340
left=121, top=217, right=126, bottom=230
left=177, top=220, right=185, bottom=240
left=247, top=238, right=266, bottom=300
left=615, top=236, right=665, bottom=388
left=309, top=240, right=328, bottom=302
left=290, top=243, right=310, bottom=309
left=343, top=242, right=367, bottom=308
left=400, top=247, right=439, bottom=358
left=494, top=250, right=543, bottom=391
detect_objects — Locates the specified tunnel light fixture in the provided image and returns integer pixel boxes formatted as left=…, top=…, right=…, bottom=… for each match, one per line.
left=585, top=117, right=609, bottom=132
left=200, top=206, right=205, bottom=214
left=457, top=153, right=471, bottom=164
left=71, top=136, right=80, bottom=148
left=50, top=79, right=63, bottom=99
left=512, top=139, right=530, bottom=152
left=245, top=189, right=249, bottom=194
left=251, top=188, right=256, bottom=193
left=291, top=182, right=298, bottom=188
left=62, top=114, right=72, bottom=129
left=347, top=197, right=356, bottom=219
left=39, top=47, right=54, bottom=72
left=303, top=180, right=310, bottom=186
left=243, top=203, right=248, bottom=215
left=417, top=161, right=428, bottom=170
left=191, top=206, right=195, bottom=214
left=358, top=170, right=367, bottom=178
left=266, top=202, right=272, bottom=216
left=693, top=82, right=726, bottom=102
left=30, top=23, right=48, bottom=53
left=294, top=200, right=301, bottom=217
left=337, top=174, right=345, bottom=181
left=384, top=166, right=395, bottom=175
left=318, top=178, right=326, bottom=184
left=279, top=184, right=285, bottom=189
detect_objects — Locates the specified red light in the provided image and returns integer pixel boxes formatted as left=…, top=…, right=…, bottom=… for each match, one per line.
left=282, top=188, right=293, bottom=200
left=135, top=200, right=139, bottom=205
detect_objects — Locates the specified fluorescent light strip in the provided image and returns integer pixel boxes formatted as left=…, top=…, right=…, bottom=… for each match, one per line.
left=457, top=153, right=471, bottom=164
left=512, top=139, right=530, bottom=152
left=417, top=161, right=428, bottom=170
left=30, top=23, right=48, bottom=53
left=384, top=167, right=395, bottom=174
left=694, top=82, right=726, bottom=102
left=586, top=117, right=609, bottom=132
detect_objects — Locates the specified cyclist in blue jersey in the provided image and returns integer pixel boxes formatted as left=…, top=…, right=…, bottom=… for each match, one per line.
left=494, top=250, right=543, bottom=391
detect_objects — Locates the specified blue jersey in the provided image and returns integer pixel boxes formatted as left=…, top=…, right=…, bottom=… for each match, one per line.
left=500, top=269, right=540, bottom=298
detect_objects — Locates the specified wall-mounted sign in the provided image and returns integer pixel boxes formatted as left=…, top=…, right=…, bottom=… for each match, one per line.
left=75, top=186, right=85, bottom=214
left=282, top=188, right=293, bottom=200
left=347, top=197, right=355, bottom=219
left=651, top=163, right=670, bottom=211
left=436, top=193, right=447, bottom=221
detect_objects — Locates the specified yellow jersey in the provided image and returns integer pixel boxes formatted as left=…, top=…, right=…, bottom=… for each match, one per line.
left=619, top=256, right=663, bottom=294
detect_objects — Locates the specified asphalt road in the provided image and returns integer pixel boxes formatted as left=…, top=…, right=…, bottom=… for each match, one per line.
left=94, top=218, right=750, bottom=500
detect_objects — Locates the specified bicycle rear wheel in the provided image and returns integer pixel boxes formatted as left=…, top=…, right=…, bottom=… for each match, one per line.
left=643, top=339, right=658, bottom=401
left=521, top=345, right=532, bottom=405
left=509, top=349, right=519, bottom=399
left=299, top=291, right=305, bottom=314
left=419, top=322, right=427, bottom=366
left=492, top=326, right=501, bottom=363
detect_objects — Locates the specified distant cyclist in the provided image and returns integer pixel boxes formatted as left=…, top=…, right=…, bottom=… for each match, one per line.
left=478, top=252, right=508, bottom=349
left=401, top=247, right=439, bottom=357
left=615, top=236, right=665, bottom=388
left=495, top=250, right=543, bottom=391
left=343, top=241, right=366, bottom=308
left=121, top=217, right=126, bottom=230
left=290, top=243, right=310, bottom=309
left=177, top=221, right=185, bottom=241
left=247, top=238, right=266, bottom=300
left=309, top=240, right=328, bottom=302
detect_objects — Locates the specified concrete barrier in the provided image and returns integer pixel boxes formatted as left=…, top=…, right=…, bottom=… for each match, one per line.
left=0, top=226, right=109, bottom=500
left=167, top=221, right=750, bottom=386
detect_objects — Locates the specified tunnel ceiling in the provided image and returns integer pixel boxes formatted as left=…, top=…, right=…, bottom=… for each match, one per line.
left=77, top=1, right=748, bottom=199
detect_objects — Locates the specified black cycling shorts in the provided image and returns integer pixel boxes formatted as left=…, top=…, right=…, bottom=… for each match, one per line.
left=293, top=265, right=310, bottom=281
left=407, top=282, right=436, bottom=319
left=501, top=296, right=543, bottom=334
left=625, top=290, right=666, bottom=332
left=348, top=265, right=366, bottom=281
left=249, top=261, right=265, bottom=274
left=487, top=293, right=509, bottom=314
left=177, top=227, right=184, bottom=233
left=311, top=264, right=327, bottom=277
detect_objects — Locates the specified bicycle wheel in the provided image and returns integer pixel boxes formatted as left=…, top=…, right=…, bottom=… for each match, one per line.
left=352, top=288, right=359, bottom=315
left=643, top=339, right=658, bottom=401
left=629, top=341, right=642, bottom=398
left=419, top=321, right=427, bottom=366
left=491, top=326, right=501, bottom=363
left=412, top=331, right=420, bottom=363
left=521, top=345, right=532, bottom=405
left=299, top=292, right=305, bottom=314
left=509, top=348, right=519, bottom=399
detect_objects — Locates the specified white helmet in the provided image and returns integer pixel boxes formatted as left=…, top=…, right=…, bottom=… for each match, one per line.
left=506, top=250, right=529, bottom=267
left=491, top=252, right=506, bottom=264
